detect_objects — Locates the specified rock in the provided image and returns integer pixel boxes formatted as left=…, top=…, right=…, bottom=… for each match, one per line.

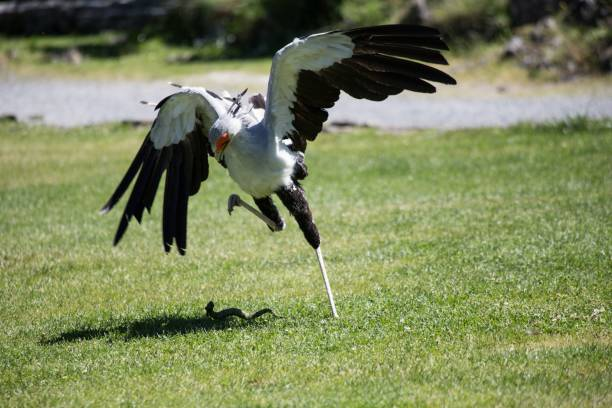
left=502, top=36, right=525, bottom=58
left=500, top=15, right=610, bottom=78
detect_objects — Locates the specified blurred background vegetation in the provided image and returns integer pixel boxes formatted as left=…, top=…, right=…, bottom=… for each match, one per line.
left=0, top=0, right=609, bottom=79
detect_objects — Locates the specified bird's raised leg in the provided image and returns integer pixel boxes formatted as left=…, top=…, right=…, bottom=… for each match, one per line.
left=277, top=184, right=338, bottom=318
left=227, top=194, right=284, bottom=231
left=253, top=196, right=286, bottom=232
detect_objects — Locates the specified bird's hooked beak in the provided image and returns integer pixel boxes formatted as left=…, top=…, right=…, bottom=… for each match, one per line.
left=215, top=132, right=231, bottom=156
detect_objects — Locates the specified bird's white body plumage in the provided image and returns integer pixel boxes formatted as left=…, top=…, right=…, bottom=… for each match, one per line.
left=220, top=33, right=355, bottom=196
left=221, top=119, right=297, bottom=198
left=149, top=87, right=297, bottom=198
left=223, top=33, right=353, bottom=197
left=147, top=31, right=354, bottom=199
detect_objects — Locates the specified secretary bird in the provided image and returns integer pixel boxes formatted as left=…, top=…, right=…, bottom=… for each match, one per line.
left=101, top=24, right=456, bottom=318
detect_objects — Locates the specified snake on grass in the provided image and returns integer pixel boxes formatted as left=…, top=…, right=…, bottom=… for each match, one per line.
left=205, top=301, right=280, bottom=321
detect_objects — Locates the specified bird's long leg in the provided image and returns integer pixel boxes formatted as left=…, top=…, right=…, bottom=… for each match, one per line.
left=277, top=184, right=338, bottom=318
left=315, top=246, right=338, bottom=317
left=227, top=194, right=283, bottom=231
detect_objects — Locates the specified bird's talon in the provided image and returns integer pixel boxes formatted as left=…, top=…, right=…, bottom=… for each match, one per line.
left=227, top=194, right=242, bottom=214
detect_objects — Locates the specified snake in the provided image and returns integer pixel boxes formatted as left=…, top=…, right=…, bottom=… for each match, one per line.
left=205, top=301, right=280, bottom=321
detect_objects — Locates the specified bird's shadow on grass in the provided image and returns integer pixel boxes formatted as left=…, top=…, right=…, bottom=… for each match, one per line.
left=42, top=313, right=261, bottom=345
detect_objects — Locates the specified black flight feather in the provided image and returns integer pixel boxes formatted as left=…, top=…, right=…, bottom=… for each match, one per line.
left=331, top=63, right=402, bottom=97
left=345, top=24, right=441, bottom=40
left=163, top=145, right=181, bottom=252
left=143, top=147, right=172, bottom=213
left=295, top=70, right=340, bottom=108
left=188, top=132, right=203, bottom=195
left=132, top=150, right=159, bottom=224
left=344, top=59, right=436, bottom=93
left=100, top=137, right=150, bottom=214
left=175, top=141, right=192, bottom=255
left=364, top=35, right=450, bottom=51
left=351, top=54, right=456, bottom=84
left=355, top=42, right=449, bottom=65
left=112, top=142, right=156, bottom=245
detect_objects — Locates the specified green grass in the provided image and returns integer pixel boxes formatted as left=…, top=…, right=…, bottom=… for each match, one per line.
left=0, top=118, right=610, bottom=406
left=0, top=33, right=271, bottom=79
left=5, top=33, right=612, bottom=93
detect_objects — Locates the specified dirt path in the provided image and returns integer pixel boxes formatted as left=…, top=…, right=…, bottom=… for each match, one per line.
left=1, top=72, right=610, bottom=129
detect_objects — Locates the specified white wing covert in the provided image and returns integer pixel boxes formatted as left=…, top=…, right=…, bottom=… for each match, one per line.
left=264, top=24, right=456, bottom=152
left=101, top=87, right=229, bottom=254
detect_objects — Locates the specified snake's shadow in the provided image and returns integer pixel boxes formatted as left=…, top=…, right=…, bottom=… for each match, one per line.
left=43, top=312, right=259, bottom=344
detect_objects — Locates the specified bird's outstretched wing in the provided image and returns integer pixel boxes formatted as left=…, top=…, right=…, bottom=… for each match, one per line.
left=265, top=24, right=456, bottom=152
left=101, top=87, right=229, bottom=254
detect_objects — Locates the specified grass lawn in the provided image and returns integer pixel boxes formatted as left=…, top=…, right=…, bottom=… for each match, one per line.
left=0, top=118, right=610, bottom=406
left=0, top=34, right=271, bottom=79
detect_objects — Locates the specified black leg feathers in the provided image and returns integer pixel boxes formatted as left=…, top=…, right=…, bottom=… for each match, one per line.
left=276, top=184, right=320, bottom=249
left=253, top=196, right=285, bottom=232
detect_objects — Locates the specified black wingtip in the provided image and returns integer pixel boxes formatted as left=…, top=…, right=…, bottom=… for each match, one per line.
left=99, top=199, right=117, bottom=215
left=439, top=74, right=457, bottom=86
left=113, top=216, right=130, bottom=246
left=101, top=138, right=151, bottom=216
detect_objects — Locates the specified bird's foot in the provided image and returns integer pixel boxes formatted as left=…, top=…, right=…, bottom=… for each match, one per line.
left=227, top=193, right=242, bottom=215
left=226, top=193, right=283, bottom=231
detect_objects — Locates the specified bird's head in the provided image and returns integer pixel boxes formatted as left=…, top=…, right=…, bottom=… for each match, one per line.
left=210, top=114, right=242, bottom=160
